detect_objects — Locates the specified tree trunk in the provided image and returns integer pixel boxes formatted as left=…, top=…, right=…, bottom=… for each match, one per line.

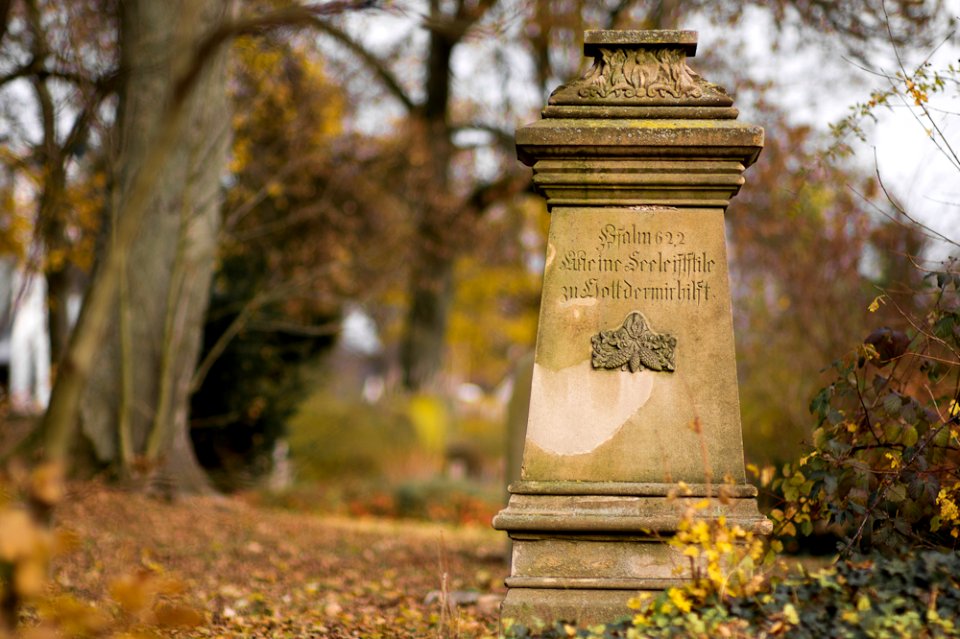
left=76, top=0, right=230, bottom=492
left=45, top=267, right=72, bottom=364
left=399, top=8, right=456, bottom=392
left=401, top=248, right=454, bottom=391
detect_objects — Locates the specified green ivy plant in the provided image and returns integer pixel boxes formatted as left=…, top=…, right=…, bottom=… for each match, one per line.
left=770, top=263, right=960, bottom=556
left=504, top=547, right=960, bottom=639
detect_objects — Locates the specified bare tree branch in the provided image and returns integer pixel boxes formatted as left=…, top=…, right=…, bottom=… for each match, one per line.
left=463, top=171, right=529, bottom=218
left=309, top=19, right=417, bottom=113
left=245, top=319, right=340, bottom=336
left=450, top=121, right=515, bottom=153
left=0, top=61, right=99, bottom=88
left=173, top=1, right=411, bottom=108
left=870, top=151, right=959, bottom=248
left=0, top=0, right=12, bottom=47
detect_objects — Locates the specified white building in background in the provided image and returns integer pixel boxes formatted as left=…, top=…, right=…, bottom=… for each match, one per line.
left=0, top=258, right=51, bottom=413
left=339, top=305, right=385, bottom=403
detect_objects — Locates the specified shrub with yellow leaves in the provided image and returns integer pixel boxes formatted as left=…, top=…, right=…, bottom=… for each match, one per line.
left=670, top=511, right=767, bottom=601
left=620, top=486, right=781, bottom=639
left=0, top=462, right=66, bottom=635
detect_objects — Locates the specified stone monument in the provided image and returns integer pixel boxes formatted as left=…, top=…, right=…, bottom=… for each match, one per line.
left=493, top=30, right=770, bottom=626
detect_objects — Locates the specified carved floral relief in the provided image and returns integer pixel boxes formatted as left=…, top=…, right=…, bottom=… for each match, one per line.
left=580, top=48, right=705, bottom=99
left=548, top=46, right=730, bottom=105
left=591, top=311, right=677, bottom=373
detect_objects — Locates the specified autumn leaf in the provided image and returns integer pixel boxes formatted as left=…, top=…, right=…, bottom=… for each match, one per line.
left=152, top=602, right=205, bottom=628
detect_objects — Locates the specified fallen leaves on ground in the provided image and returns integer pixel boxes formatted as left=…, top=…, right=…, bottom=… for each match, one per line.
left=46, top=483, right=507, bottom=638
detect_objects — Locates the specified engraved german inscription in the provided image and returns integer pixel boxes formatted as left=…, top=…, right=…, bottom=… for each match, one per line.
left=561, top=278, right=711, bottom=303
left=557, top=221, right=717, bottom=306
left=597, top=224, right=686, bottom=251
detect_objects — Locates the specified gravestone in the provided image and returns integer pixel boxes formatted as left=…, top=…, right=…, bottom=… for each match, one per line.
left=493, top=30, right=770, bottom=626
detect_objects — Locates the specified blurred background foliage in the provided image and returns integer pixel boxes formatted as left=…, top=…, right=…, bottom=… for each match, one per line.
left=0, top=0, right=954, bottom=526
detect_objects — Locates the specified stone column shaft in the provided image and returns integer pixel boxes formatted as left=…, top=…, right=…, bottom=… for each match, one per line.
left=493, top=30, right=769, bottom=627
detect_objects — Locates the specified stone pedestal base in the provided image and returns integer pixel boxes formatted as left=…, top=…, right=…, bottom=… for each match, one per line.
left=493, top=482, right=770, bottom=628
left=500, top=588, right=652, bottom=629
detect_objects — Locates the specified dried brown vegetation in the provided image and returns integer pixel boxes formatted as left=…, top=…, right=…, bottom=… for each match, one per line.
left=33, top=484, right=507, bottom=638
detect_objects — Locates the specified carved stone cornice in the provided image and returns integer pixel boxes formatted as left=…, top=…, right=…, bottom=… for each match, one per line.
left=514, top=32, right=762, bottom=210
left=515, top=120, right=763, bottom=209
left=544, top=30, right=736, bottom=119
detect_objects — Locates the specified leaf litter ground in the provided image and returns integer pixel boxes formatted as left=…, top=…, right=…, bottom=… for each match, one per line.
left=49, top=483, right=507, bottom=638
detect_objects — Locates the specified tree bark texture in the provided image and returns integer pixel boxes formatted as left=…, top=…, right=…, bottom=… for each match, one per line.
left=77, top=0, right=230, bottom=492
left=399, top=6, right=456, bottom=392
